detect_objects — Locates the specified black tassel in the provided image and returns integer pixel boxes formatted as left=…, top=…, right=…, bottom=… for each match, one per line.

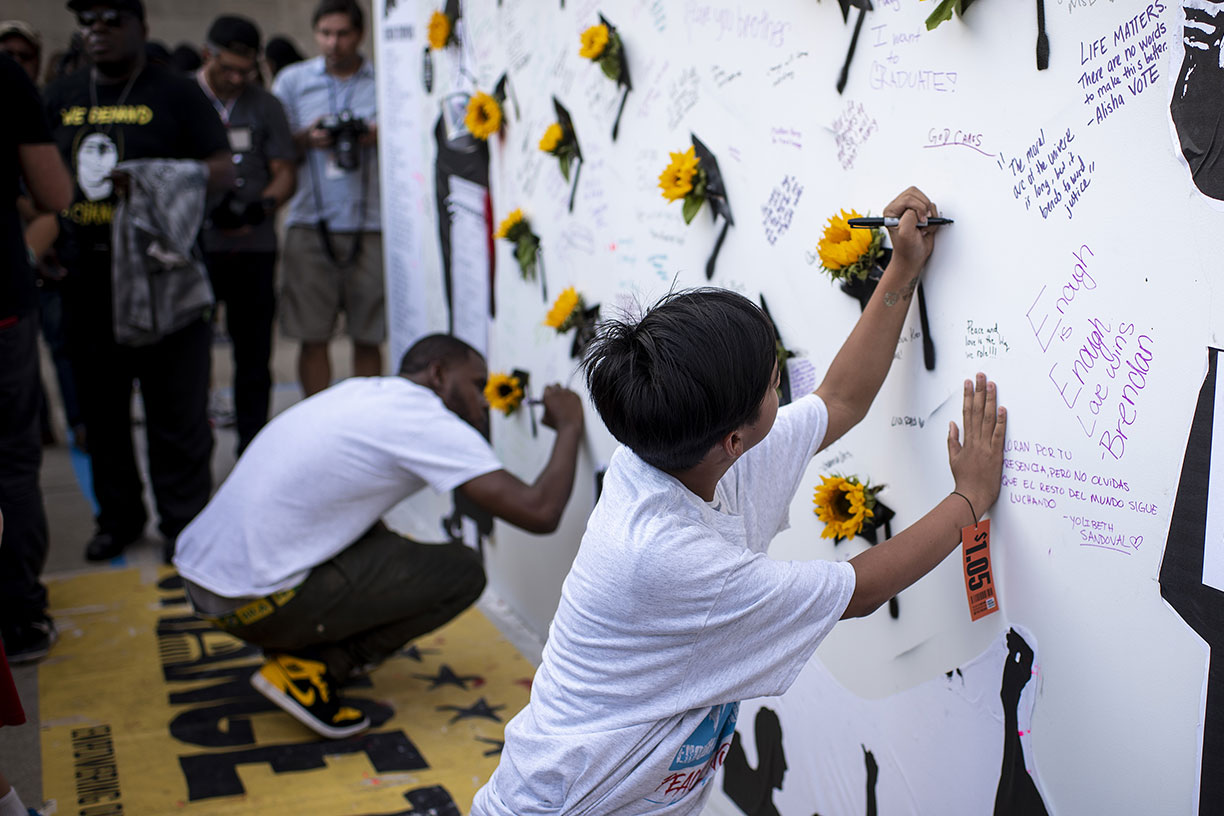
left=916, top=282, right=936, bottom=370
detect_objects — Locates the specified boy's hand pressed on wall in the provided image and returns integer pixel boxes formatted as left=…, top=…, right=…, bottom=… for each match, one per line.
left=948, top=373, right=1007, bottom=517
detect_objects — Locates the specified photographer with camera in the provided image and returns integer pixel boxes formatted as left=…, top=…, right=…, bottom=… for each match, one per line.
left=273, top=0, right=382, bottom=397
left=198, top=15, right=296, bottom=455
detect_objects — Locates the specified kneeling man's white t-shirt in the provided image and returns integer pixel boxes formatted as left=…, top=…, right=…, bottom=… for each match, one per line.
left=474, top=393, right=856, bottom=816
left=174, top=377, right=503, bottom=598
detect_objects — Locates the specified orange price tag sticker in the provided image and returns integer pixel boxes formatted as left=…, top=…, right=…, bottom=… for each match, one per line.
left=961, top=518, right=998, bottom=621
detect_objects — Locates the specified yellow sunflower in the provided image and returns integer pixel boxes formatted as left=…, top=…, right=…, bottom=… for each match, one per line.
left=817, top=209, right=876, bottom=271
left=579, top=24, right=610, bottom=60
left=428, top=10, right=451, bottom=50
left=484, top=372, right=524, bottom=414
left=544, top=286, right=581, bottom=331
left=539, top=122, right=564, bottom=154
left=495, top=208, right=524, bottom=240
left=658, top=146, right=701, bottom=203
left=465, top=91, right=502, bottom=140
left=813, top=475, right=875, bottom=541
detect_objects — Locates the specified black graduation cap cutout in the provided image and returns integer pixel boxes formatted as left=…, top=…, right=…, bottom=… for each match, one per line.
left=829, top=490, right=901, bottom=618
left=836, top=0, right=874, bottom=94
left=511, top=368, right=538, bottom=437
left=595, top=14, right=632, bottom=141
left=837, top=246, right=935, bottom=371
left=691, top=134, right=734, bottom=280
left=570, top=303, right=601, bottom=360
left=422, top=0, right=462, bottom=93
left=758, top=295, right=796, bottom=406
left=553, top=97, right=584, bottom=213
left=1035, top=0, right=1049, bottom=70
left=493, top=72, right=520, bottom=123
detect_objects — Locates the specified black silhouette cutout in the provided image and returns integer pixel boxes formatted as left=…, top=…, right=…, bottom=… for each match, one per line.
left=1171, top=3, right=1224, bottom=200
left=724, top=707, right=786, bottom=815
left=1159, top=347, right=1224, bottom=813
left=993, top=629, right=1050, bottom=815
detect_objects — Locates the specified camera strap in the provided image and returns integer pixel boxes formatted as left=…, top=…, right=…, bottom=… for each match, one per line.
left=307, top=143, right=369, bottom=268
left=307, top=63, right=372, bottom=267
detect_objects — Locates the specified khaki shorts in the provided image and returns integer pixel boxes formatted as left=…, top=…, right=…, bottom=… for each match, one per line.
left=280, top=225, right=386, bottom=345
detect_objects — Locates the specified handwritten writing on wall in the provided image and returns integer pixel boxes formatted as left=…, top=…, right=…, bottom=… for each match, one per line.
left=866, top=18, right=955, bottom=93
left=1001, top=439, right=1156, bottom=554
left=683, top=3, right=791, bottom=48
left=770, top=127, right=803, bottom=150
left=964, top=320, right=1011, bottom=360
left=766, top=50, right=809, bottom=86
left=667, top=67, right=700, bottom=131
left=1078, top=4, right=1168, bottom=127
left=996, top=127, right=1095, bottom=220
left=761, top=175, right=804, bottom=246
left=833, top=100, right=878, bottom=171
left=924, top=127, right=992, bottom=158
left=710, top=65, right=742, bottom=88
left=1025, top=245, right=1156, bottom=462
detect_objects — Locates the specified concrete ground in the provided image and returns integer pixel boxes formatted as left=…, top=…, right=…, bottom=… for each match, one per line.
left=1, top=318, right=359, bottom=810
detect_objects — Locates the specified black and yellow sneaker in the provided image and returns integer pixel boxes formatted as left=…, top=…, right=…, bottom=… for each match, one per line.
left=250, top=654, right=370, bottom=739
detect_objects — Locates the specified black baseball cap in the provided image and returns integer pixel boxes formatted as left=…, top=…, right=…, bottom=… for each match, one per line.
left=206, top=15, right=261, bottom=54
left=66, top=0, right=146, bottom=21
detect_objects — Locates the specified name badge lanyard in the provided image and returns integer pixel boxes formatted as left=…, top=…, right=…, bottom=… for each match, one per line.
left=196, top=70, right=238, bottom=126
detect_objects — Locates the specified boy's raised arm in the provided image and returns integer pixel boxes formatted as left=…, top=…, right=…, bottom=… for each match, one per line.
left=815, top=186, right=942, bottom=452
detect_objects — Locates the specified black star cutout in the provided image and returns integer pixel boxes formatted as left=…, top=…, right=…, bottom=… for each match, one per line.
left=475, top=736, right=505, bottom=757
left=436, top=697, right=505, bottom=724
left=413, top=664, right=482, bottom=690
left=398, top=644, right=440, bottom=662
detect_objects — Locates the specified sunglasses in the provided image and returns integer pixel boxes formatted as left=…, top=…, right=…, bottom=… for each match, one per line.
left=76, top=9, right=129, bottom=28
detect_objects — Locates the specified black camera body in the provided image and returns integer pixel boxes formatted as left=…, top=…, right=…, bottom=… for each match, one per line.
left=320, top=109, right=368, bottom=172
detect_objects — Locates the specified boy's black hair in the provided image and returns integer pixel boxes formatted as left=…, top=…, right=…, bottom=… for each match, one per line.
left=398, top=334, right=480, bottom=375
left=582, top=288, right=778, bottom=472
left=312, top=0, right=364, bottom=32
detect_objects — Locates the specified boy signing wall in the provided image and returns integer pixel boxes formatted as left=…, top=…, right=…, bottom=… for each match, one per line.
left=473, top=186, right=1008, bottom=815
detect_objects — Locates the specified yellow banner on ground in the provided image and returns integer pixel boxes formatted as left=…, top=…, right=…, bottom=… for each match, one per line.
left=39, top=568, right=534, bottom=815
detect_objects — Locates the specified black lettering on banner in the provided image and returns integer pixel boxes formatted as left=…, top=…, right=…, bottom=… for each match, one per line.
left=71, top=724, right=124, bottom=814
left=359, top=785, right=462, bottom=816
left=178, top=731, right=429, bottom=801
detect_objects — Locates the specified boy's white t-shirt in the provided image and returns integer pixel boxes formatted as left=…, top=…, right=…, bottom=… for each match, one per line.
left=474, top=393, right=856, bottom=816
left=173, top=377, right=503, bottom=597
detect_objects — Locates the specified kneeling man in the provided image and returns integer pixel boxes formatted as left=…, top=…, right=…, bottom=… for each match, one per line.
left=173, top=334, right=583, bottom=738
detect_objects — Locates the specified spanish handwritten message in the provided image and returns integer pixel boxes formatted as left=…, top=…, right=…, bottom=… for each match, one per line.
left=1002, top=439, right=1156, bottom=555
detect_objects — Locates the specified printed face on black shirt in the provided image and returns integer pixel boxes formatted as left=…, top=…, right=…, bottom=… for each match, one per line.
left=43, top=63, right=229, bottom=258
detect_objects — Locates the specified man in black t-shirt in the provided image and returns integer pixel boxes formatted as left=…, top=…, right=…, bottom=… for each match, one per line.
left=0, top=53, right=72, bottom=662
left=43, top=0, right=233, bottom=562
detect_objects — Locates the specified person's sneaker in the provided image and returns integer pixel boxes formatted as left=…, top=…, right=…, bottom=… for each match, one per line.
left=84, top=531, right=139, bottom=561
left=5, top=616, right=57, bottom=664
left=250, top=654, right=370, bottom=739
